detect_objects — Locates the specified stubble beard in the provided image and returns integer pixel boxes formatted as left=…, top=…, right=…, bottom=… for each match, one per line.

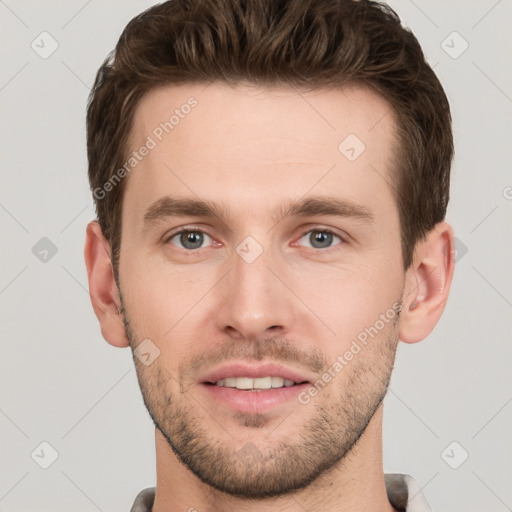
left=120, top=292, right=400, bottom=499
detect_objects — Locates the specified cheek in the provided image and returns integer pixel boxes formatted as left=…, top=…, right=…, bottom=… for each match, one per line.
left=291, top=260, right=403, bottom=351
left=120, top=251, right=219, bottom=344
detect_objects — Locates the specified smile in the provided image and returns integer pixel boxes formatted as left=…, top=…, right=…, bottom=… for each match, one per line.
left=211, top=376, right=302, bottom=390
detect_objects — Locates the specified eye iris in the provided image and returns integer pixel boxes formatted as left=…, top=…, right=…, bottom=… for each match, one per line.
left=181, top=231, right=204, bottom=249
left=310, top=231, right=333, bottom=249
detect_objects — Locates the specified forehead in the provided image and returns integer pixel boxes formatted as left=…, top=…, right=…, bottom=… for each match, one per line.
left=124, top=82, right=398, bottom=223
left=130, top=81, right=395, bottom=152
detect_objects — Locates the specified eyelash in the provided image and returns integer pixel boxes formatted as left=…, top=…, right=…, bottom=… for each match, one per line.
left=164, top=226, right=347, bottom=253
left=164, top=225, right=213, bottom=247
left=295, top=227, right=345, bottom=250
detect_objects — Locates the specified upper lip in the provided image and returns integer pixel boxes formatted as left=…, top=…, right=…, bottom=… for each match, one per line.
left=200, top=361, right=314, bottom=384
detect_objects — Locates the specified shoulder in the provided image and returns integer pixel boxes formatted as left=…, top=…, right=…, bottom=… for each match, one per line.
left=385, top=473, right=431, bottom=512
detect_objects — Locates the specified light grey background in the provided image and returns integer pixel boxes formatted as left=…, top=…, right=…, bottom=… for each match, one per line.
left=1, top=1, right=511, bottom=511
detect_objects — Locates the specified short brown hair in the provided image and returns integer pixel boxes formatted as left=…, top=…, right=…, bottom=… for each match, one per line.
left=87, top=0, right=453, bottom=272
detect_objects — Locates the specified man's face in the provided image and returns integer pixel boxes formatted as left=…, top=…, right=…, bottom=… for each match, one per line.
left=118, top=82, right=405, bottom=498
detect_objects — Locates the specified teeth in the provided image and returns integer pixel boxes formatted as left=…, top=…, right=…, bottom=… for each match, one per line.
left=213, top=376, right=298, bottom=390
left=236, top=377, right=254, bottom=390
left=271, top=376, right=284, bottom=388
left=253, top=377, right=272, bottom=390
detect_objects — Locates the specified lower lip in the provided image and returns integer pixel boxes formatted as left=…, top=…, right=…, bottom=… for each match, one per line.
left=200, top=383, right=311, bottom=414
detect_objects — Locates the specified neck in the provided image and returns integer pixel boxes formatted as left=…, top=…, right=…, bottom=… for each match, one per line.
left=152, top=404, right=396, bottom=512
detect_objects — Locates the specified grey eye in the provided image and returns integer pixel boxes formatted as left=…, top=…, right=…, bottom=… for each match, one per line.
left=170, top=231, right=211, bottom=250
left=298, top=230, right=341, bottom=249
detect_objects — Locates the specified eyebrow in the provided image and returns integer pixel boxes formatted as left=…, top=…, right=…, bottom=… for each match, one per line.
left=143, top=197, right=226, bottom=227
left=142, top=195, right=374, bottom=228
left=279, top=197, right=374, bottom=223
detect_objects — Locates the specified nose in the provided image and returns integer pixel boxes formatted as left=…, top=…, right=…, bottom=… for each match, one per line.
left=214, top=245, right=296, bottom=342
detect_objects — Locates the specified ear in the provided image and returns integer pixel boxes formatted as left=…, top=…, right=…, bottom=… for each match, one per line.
left=399, top=221, right=455, bottom=344
left=84, top=220, right=130, bottom=348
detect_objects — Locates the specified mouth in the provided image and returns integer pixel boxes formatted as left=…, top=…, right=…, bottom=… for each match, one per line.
left=199, top=362, right=314, bottom=414
left=204, top=376, right=308, bottom=390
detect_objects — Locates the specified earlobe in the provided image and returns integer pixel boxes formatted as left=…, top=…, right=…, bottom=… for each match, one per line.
left=84, top=221, right=130, bottom=348
left=399, top=221, right=455, bottom=344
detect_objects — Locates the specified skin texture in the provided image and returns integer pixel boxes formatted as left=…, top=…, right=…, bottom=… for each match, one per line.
left=85, top=82, right=455, bottom=512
